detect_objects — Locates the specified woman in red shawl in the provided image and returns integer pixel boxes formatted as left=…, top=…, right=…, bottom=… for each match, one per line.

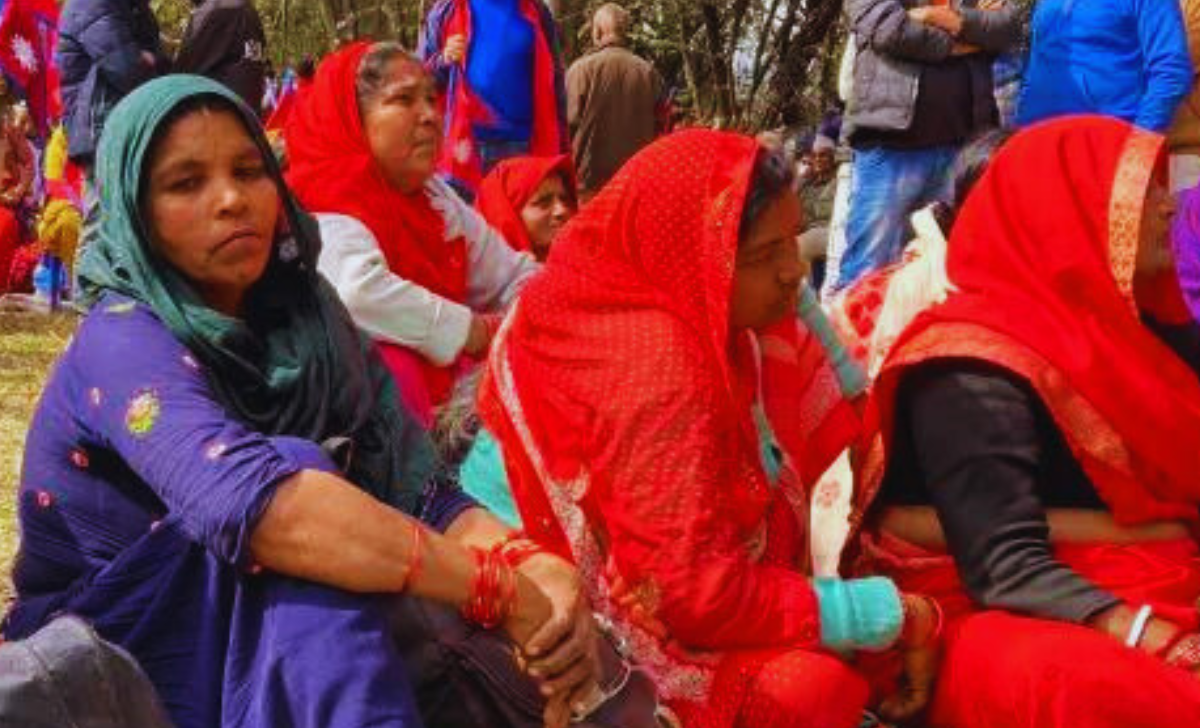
left=855, top=115, right=1200, bottom=728
left=285, top=42, right=538, bottom=427
left=476, top=154, right=576, bottom=261
left=0, top=103, right=34, bottom=293
left=479, top=130, right=943, bottom=728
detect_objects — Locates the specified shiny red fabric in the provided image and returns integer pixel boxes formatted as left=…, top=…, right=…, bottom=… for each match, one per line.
left=475, top=154, right=574, bottom=253
left=0, top=206, right=17, bottom=293
left=480, top=130, right=863, bottom=727
left=861, top=533, right=1200, bottom=728
left=264, top=78, right=310, bottom=132
left=285, top=43, right=468, bottom=407
left=869, top=116, right=1200, bottom=524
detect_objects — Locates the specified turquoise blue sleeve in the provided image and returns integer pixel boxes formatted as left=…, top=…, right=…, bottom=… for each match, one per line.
left=812, top=576, right=903, bottom=653
left=798, top=283, right=868, bottom=398
left=753, top=407, right=782, bottom=484
left=459, top=428, right=523, bottom=528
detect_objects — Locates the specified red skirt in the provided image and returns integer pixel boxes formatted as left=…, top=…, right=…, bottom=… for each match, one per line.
left=669, top=501, right=870, bottom=728
left=859, top=531, right=1200, bottom=728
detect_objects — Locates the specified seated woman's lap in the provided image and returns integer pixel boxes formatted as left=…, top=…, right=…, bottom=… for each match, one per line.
left=930, top=610, right=1200, bottom=728
left=736, top=649, right=868, bottom=728
left=230, top=576, right=423, bottom=727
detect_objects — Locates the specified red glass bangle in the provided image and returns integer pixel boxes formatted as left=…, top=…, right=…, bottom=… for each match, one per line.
left=498, top=538, right=544, bottom=568
left=462, top=547, right=517, bottom=629
left=927, top=596, right=945, bottom=642
left=901, top=595, right=944, bottom=648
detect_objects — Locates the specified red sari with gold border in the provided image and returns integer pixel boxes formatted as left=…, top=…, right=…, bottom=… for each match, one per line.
left=855, top=116, right=1200, bottom=728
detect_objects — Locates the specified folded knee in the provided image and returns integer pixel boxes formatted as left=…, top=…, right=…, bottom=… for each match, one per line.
left=741, top=650, right=868, bottom=728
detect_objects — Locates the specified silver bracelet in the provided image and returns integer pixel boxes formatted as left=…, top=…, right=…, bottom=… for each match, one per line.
left=1125, top=604, right=1154, bottom=648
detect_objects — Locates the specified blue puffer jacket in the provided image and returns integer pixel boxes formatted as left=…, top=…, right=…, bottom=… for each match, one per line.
left=56, top=0, right=165, bottom=165
left=1017, top=0, right=1193, bottom=132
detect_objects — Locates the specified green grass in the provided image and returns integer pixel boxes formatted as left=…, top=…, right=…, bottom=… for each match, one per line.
left=0, top=311, right=78, bottom=604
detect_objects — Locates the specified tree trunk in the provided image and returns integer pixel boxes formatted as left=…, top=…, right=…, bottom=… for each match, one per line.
left=765, top=0, right=842, bottom=126
left=554, top=0, right=583, bottom=61
left=746, top=0, right=786, bottom=118
left=674, top=9, right=702, bottom=121
left=699, top=1, right=735, bottom=126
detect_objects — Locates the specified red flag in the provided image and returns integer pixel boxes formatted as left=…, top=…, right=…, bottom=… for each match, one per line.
left=0, top=0, right=61, bottom=138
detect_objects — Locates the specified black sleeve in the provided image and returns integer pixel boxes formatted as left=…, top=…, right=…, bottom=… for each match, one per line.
left=175, top=6, right=237, bottom=75
left=898, top=362, right=1120, bottom=624
left=174, top=3, right=266, bottom=107
left=846, top=0, right=955, bottom=63
left=957, top=2, right=1024, bottom=54
left=1144, top=315, right=1200, bottom=380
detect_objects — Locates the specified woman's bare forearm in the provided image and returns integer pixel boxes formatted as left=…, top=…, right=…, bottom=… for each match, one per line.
left=444, top=504, right=515, bottom=549
left=249, top=469, right=478, bottom=604
left=248, top=472, right=551, bottom=645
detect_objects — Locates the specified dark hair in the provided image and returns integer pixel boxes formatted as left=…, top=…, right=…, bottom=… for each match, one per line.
left=738, top=148, right=796, bottom=240
left=355, top=42, right=418, bottom=115
left=937, top=128, right=1014, bottom=231
left=297, top=55, right=316, bottom=80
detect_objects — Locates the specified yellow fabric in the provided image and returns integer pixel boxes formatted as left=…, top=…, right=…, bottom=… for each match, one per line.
left=36, top=199, right=81, bottom=267
left=43, top=126, right=69, bottom=182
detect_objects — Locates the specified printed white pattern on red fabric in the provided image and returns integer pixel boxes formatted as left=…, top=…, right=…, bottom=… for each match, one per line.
left=489, top=304, right=716, bottom=704
left=11, top=34, right=36, bottom=73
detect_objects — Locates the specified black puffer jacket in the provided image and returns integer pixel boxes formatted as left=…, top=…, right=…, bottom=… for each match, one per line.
left=844, top=0, right=1023, bottom=138
left=174, top=0, right=269, bottom=111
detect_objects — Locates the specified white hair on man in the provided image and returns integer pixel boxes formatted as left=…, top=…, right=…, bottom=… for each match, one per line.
left=592, top=3, right=631, bottom=45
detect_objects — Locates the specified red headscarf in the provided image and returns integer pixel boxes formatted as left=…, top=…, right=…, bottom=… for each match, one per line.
left=475, top=154, right=575, bottom=253
left=284, top=42, right=467, bottom=304
left=863, top=116, right=1200, bottom=525
left=265, top=76, right=310, bottom=133
left=479, top=130, right=859, bottom=716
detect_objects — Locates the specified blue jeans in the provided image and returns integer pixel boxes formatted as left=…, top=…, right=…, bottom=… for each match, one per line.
left=838, top=145, right=957, bottom=293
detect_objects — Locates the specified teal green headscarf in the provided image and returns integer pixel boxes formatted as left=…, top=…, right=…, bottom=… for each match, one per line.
left=76, top=75, right=434, bottom=514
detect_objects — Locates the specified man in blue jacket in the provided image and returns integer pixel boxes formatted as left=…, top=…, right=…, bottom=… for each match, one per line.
left=56, top=0, right=166, bottom=171
left=839, top=0, right=1023, bottom=295
left=1017, top=0, right=1193, bottom=133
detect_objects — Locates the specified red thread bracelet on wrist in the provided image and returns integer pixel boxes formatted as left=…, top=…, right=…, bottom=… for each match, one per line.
left=400, top=521, right=424, bottom=592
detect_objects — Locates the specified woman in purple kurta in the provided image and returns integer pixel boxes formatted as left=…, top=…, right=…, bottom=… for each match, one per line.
left=3, top=76, right=601, bottom=728
left=1172, top=184, right=1200, bottom=322
left=9, top=295, right=450, bottom=726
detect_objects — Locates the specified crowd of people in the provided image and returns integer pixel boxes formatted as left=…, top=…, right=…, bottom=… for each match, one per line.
left=1, top=1, right=1200, bottom=728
